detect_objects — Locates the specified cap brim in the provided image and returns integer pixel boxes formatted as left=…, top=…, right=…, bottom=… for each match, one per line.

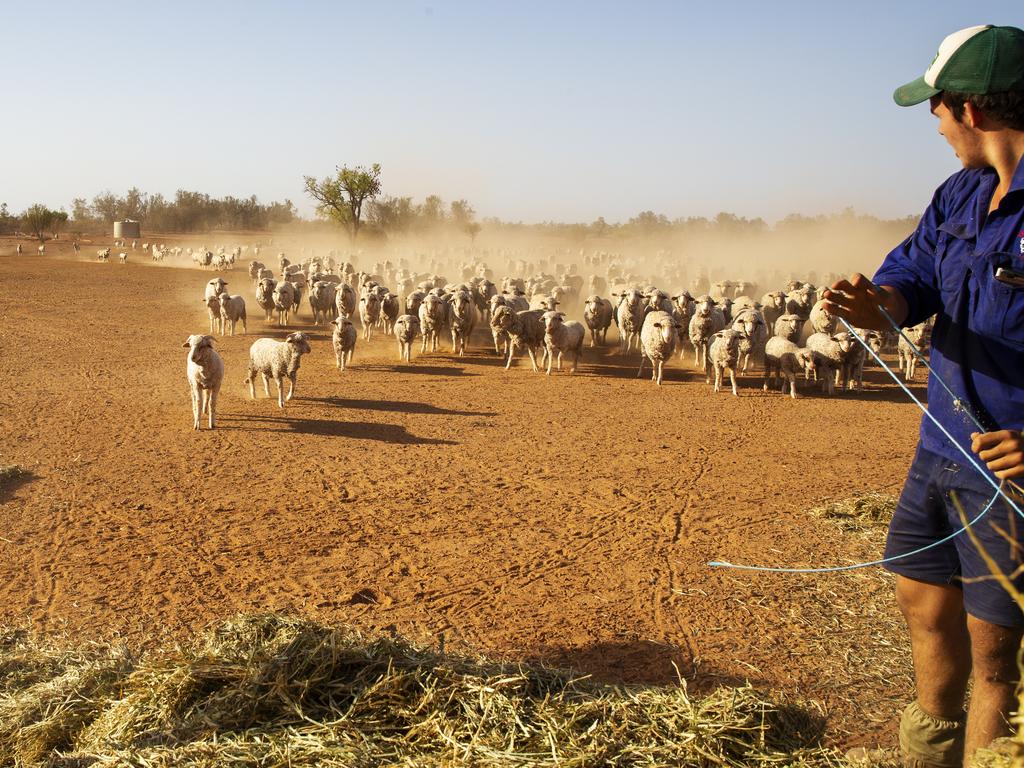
left=893, top=76, right=940, bottom=106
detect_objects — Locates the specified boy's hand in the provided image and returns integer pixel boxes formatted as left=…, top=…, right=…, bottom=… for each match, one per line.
left=972, top=430, right=1024, bottom=480
left=820, top=274, right=908, bottom=331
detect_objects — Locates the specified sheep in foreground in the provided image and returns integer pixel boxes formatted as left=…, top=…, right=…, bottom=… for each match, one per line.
left=218, top=294, right=247, bottom=336
left=244, top=333, right=312, bottom=408
left=785, top=284, right=816, bottom=321
left=706, top=329, right=743, bottom=396
left=898, top=321, right=932, bottom=380
left=335, top=282, right=357, bottom=319
left=331, top=314, right=357, bottom=370
left=763, top=337, right=814, bottom=398
left=773, top=313, right=805, bottom=343
left=636, top=310, right=679, bottom=385
left=394, top=314, right=421, bottom=362
left=182, top=334, right=224, bottom=430
left=256, top=278, right=276, bottom=321
left=359, top=292, right=381, bottom=341
left=809, top=299, right=839, bottom=335
left=308, top=281, right=337, bottom=326
left=204, top=294, right=222, bottom=334
left=448, top=290, right=476, bottom=357
left=494, top=305, right=546, bottom=371
left=204, top=277, right=228, bottom=302
left=541, top=311, right=585, bottom=375
left=272, top=280, right=295, bottom=326
left=418, top=293, right=446, bottom=352
left=614, top=289, right=645, bottom=353
left=688, top=295, right=726, bottom=371
left=583, top=295, right=614, bottom=347
left=806, top=331, right=863, bottom=394
left=731, top=308, right=768, bottom=373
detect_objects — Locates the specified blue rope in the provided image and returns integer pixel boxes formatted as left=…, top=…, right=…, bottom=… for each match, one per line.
left=708, top=312, right=1023, bottom=573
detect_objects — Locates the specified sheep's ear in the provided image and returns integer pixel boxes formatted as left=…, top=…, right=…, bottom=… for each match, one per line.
left=182, top=340, right=191, bottom=348
left=653, top=322, right=662, bottom=328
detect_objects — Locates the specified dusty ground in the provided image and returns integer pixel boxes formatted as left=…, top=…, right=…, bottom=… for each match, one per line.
left=0, top=239, right=926, bottom=747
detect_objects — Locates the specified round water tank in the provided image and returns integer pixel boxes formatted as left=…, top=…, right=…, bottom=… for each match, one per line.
left=113, top=220, right=141, bottom=239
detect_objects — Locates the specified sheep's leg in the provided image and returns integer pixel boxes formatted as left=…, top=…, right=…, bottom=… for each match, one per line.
left=656, top=359, right=664, bottom=385
left=526, top=345, right=539, bottom=372
left=246, top=372, right=256, bottom=400
left=276, top=376, right=286, bottom=408
left=262, top=373, right=271, bottom=398
left=729, top=367, right=738, bottom=397
left=787, top=371, right=798, bottom=399
left=547, top=345, right=555, bottom=376
left=557, top=351, right=563, bottom=371
left=505, top=339, right=516, bottom=370
left=636, top=354, right=646, bottom=379
left=191, top=387, right=201, bottom=430
left=713, top=365, right=721, bottom=392
left=209, top=388, right=218, bottom=428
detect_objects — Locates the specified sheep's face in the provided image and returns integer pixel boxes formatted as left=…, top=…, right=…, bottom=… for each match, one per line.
left=286, top=333, right=311, bottom=354
left=183, top=334, right=214, bottom=363
left=833, top=333, right=855, bottom=354
left=542, top=311, right=565, bottom=332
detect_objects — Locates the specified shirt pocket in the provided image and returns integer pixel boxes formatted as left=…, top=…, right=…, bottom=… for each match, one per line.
left=978, top=251, right=1024, bottom=348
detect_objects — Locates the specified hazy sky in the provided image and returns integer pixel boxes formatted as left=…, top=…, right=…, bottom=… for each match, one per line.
left=1, top=0, right=1020, bottom=223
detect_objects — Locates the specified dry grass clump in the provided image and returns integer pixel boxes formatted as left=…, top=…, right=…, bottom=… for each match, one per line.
left=810, top=492, right=898, bottom=532
left=0, top=464, right=23, bottom=490
left=0, top=613, right=843, bottom=767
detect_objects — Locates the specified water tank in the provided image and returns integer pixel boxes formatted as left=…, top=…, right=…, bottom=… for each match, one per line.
left=113, top=220, right=141, bottom=239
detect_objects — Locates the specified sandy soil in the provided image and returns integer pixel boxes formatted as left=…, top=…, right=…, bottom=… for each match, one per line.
left=0, top=239, right=925, bottom=747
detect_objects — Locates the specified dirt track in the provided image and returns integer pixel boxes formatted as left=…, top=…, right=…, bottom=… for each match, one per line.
left=0, top=245, right=924, bottom=745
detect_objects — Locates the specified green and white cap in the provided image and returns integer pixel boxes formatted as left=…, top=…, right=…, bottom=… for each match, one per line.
left=894, top=25, right=1024, bottom=106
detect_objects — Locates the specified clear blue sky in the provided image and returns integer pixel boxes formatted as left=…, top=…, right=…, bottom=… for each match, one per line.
left=1, top=0, right=1019, bottom=223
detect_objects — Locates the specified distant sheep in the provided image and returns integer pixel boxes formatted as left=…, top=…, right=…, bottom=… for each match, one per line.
left=898, top=321, right=932, bottom=380
left=763, top=337, right=814, bottom=398
left=309, top=280, right=338, bottom=326
left=204, top=294, right=222, bottom=334
left=707, top=328, right=743, bottom=396
left=688, top=295, right=726, bottom=371
left=448, top=290, right=476, bottom=356
left=244, top=332, right=312, bottom=408
left=256, top=278, right=277, bottom=321
left=272, top=280, right=296, bottom=326
left=494, top=305, right=546, bottom=371
left=583, top=295, right=614, bottom=346
left=182, top=334, right=224, bottom=430
left=359, top=292, right=381, bottom=341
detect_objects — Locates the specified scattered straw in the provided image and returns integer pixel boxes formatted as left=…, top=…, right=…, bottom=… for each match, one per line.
left=810, top=492, right=898, bottom=532
left=0, top=465, right=23, bottom=491
left=0, top=613, right=844, bottom=767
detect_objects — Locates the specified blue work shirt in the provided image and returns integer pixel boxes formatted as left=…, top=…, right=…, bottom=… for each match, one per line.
left=874, top=156, right=1024, bottom=463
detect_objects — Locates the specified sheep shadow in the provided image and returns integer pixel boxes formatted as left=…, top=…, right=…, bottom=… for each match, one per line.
left=218, top=415, right=458, bottom=444
left=358, top=364, right=478, bottom=377
left=0, top=468, right=34, bottom=505
left=306, top=397, right=496, bottom=417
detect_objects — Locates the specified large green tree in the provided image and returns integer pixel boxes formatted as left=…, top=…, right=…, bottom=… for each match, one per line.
left=21, top=204, right=59, bottom=242
left=303, top=164, right=382, bottom=239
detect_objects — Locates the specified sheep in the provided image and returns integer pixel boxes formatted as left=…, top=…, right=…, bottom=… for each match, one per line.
left=381, top=292, right=401, bottom=335
left=394, top=314, right=421, bottom=362
left=272, top=280, right=295, bottom=326
left=773, top=313, right=804, bottom=343
left=710, top=280, right=734, bottom=301
left=644, top=289, right=674, bottom=316
left=613, top=288, right=645, bottom=353
left=418, top=293, right=446, bottom=352
left=37, top=245, right=45, bottom=256
left=182, top=334, right=224, bottom=430
left=286, top=274, right=305, bottom=321
left=204, top=294, right=223, bottom=334
left=405, top=289, right=426, bottom=319
left=118, top=252, right=128, bottom=263
left=218, top=294, right=247, bottom=336
left=16, top=244, right=22, bottom=255
left=541, top=310, right=585, bottom=375
left=671, top=292, right=696, bottom=357
left=763, top=336, right=815, bottom=398
left=248, top=260, right=265, bottom=284
left=898, top=321, right=932, bottom=380
left=760, top=291, right=788, bottom=333
left=309, top=280, right=337, bottom=326
left=257, top=267, right=274, bottom=282
left=809, top=298, right=839, bottom=335
left=488, top=297, right=511, bottom=356
left=636, top=310, right=679, bottom=385
left=96, top=247, right=110, bottom=261
left=706, top=328, right=743, bottom=396
left=583, top=295, right=614, bottom=346
left=494, top=305, right=546, bottom=371
left=204, top=277, right=228, bottom=302
left=448, top=290, right=476, bottom=356
left=731, top=308, right=768, bottom=373
left=244, top=332, right=312, bottom=408
left=851, top=327, right=884, bottom=388
left=359, top=292, right=381, bottom=340
left=255, top=277, right=276, bottom=321
left=335, top=282, right=357, bottom=319
left=330, top=314, right=357, bottom=370
left=688, top=295, right=726, bottom=371
left=806, top=331, right=863, bottom=394
left=785, top=284, right=817, bottom=321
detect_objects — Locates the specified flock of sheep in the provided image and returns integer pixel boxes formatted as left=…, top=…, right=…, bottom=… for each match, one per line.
left=176, top=244, right=933, bottom=430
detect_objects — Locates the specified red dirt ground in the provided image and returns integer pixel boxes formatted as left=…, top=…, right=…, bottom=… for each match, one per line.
left=0, top=239, right=925, bottom=747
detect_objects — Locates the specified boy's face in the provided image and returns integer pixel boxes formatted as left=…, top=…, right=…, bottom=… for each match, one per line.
left=930, top=94, right=986, bottom=169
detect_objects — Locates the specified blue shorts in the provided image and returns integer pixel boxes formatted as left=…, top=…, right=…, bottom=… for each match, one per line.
left=884, top=446, right=1024, bottom=628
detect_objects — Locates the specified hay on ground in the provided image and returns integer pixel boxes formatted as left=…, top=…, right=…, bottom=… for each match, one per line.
left=810, top=492, right=898, bottom=532
left=0, top=613, right=844, bottom=767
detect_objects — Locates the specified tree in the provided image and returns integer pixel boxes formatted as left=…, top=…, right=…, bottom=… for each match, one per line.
left=464, top=221, right=482, bottom=243
left=449, top=199, right=475, bottom=227
left=303, top=164, right=382, bottom=239
left=91, top=191, right=119, bottom=224
left=418, top=195, right=445, bottom=229
left=51, top=210, right=68, bottom=239
left=71, top=198, right=93, bottom=223
left=21, top=204, right=58, bottom=241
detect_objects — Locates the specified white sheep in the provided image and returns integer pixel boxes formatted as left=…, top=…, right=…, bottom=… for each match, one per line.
left=763, top=336, right=814, bottom=398
left=688, top=295, right=726, bottom=371
left=773, top=313, right=805, bottom=343
left=309, top=281, right=337, bottom=326
left=203, top=294, right=222, bottom=334
left=272, top=280, right=295, bottom=326
left=809, top=299, right=839, bottom=335
left=806, top=331, right=863, bottom=394
left=707, top=328, right=743, bottom=396
left=359, top=292, right=381, bottom=341
left=204, top=277, right=228, bottom=302
left=494, top=305, right=546, bottom=371
left=731, top=308, right=768, bottom=373
left=331, top=314, right=357, bottom=370
left=898, top=321, right=932, bottom=380
left=541, top=310, right=585, bottom=375
left=394, top=314, right=420, bottom=362
left=760, top=290, right=788, bottom=332
left=448, top=290, right=476, bottom=357
left=636, top=310, right=679, bottom=385
left=244, top=332, right=312, bottom=408
left=182, top=334, right=224, bottom=430
left=118, top=252, right=128, bottom=263
left=418, top=293, right=446, bottom=352
left=583, top=295, right=614, bottom=346
left=785, top=284, right=817, bottom=321
left=613, top=288, right=645, bottom=353
left=218, top=294, right=247, bottom=336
